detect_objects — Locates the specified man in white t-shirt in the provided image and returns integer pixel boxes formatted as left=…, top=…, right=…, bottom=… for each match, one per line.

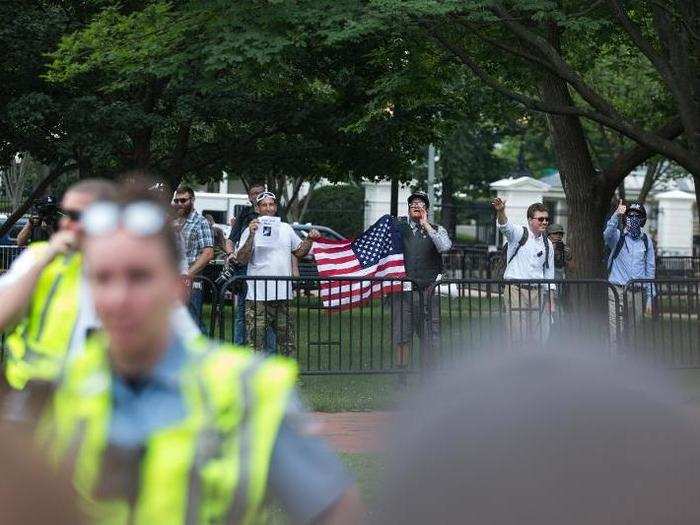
left=235, top=191, right=320, bottom=354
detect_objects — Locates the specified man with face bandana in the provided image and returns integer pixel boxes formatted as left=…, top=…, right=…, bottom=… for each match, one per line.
left=604, top=199, right=656, bottom=348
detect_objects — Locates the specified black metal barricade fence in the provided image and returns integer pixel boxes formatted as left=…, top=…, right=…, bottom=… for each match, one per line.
left=217, top=276, right=423, bottom=374
left=441, top=246, right=493, bottom=280
left=206, top=275, right=700, bottom=372
left=424, top=279, right=621, bottom=367
left=622, top=279, right=700, bottom=367
left=656, top=257, right=700, bottom=279
left=0, top=245, right=25, bottom=273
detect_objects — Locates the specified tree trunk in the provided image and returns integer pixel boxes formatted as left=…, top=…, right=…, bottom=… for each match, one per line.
left=390, top=178, right=399, bottom=217
left=440, top=171, right=457, bottom=238
left=540, top=76, right=608, bottom=279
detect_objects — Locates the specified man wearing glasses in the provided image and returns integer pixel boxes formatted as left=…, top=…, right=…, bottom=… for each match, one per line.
left=0, top=180, right=118, bottom=388
left=492, top=198, right=555, bottom=348
left=172, top=186, right=214, bottom=330
left=393, top=191, right=452, bottom=371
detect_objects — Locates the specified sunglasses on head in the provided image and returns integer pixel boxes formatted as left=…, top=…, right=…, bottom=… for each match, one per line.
left=534, top=217, right=550, bottom=223
left=173, top=197, right=190, bottom=205
left=82, top=201, right=167, bottom=237
left=255, top=191, right=276, bottom=204
left=58, top=208, right=82, bottom=221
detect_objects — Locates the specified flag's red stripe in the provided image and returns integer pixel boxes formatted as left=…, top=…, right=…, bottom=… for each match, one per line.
left=313, top=254, right=358, bottom=266
left=319, top=277, right=405, bottom=297
left=320, top=280, right=404, bottom=301
left=312, top=242, right=352, bottom=254
left=322, top=283, right=405, bottom=311
left=313, top=237, right=348, bottom=247
left=317, top=257, right=404, bottom=277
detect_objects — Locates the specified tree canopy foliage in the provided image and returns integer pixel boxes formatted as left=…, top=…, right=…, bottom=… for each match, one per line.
left=2, top=0, right=698, bottom=277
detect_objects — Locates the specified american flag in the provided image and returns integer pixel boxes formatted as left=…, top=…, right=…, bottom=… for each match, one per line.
left=312, top=215, right=406, bottom=310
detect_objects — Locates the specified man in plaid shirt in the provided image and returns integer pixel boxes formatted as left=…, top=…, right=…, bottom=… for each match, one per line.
left=173, top=186, right=214, bottom=329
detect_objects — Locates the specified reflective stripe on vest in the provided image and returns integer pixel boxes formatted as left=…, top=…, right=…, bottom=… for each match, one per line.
left=40, top=334, right=297, bottom=525
left=5, top=244, right=82, bottom=389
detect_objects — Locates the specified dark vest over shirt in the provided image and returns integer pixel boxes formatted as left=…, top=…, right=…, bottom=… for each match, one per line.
left=398, top=220, right=443, bottom=287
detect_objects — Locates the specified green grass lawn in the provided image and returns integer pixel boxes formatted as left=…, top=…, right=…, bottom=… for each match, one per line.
left=201, top=294, right=700, bottom=411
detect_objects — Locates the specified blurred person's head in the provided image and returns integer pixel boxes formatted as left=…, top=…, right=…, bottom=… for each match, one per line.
left=58, top=179, right=117, bottom=238
left=248, top=183, right=265, bottom=205
left=0, top=426, right=84, bottom=524
left=255, top=191, right=277, bottom=217
left=376, top=352, right=700, bottom=524
left=527, top=202, right=549, bottom=235
left=82, top=180, right=184, bottom=375
left=204, top=213, right=215, bottom=226
left=173, top=186, right=195, bottom=218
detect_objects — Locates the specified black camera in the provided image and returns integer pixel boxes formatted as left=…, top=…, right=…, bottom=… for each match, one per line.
left=32, top=195, right=59, bottom=228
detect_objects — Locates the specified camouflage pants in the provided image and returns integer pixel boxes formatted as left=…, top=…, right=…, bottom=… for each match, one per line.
left=245, top=300, right=296, bottom=355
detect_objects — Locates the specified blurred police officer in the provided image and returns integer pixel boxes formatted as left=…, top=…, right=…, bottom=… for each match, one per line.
left=34, top=182, right=362, bottom=524
left=0, top=179, right=199, bottom=390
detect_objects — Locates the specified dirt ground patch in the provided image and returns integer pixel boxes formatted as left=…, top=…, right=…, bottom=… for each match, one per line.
left=313, top=411, right=394, bottom=453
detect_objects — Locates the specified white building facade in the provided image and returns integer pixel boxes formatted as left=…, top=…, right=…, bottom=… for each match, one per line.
left=490, top=171, right=698, bottom=256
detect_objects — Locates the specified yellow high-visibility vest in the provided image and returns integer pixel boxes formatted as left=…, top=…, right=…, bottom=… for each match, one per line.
left=39, top=334, right=298, bottom=525
left=5, top=243, right=82, bottom=389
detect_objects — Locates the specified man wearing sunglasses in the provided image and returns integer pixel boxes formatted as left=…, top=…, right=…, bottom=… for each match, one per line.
left=392, top=191, right=452, bottom=371
left=492, top=198, right=555, bottom=348
left=0, top=179, right=201, bottom=391
left=0, top=180, right=117, bottom=388
left=172, top=186, right=214, bottom=330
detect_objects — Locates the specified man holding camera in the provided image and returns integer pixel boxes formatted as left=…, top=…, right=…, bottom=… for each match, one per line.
left=547, top=223, right=572, bottom=280
left=16, top=196, right=59, bottom=246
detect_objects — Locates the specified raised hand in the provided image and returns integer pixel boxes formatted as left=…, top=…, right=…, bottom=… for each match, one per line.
left=616, top=199, right=627, bottom=216
left=491, top=197, right=506, bottom=212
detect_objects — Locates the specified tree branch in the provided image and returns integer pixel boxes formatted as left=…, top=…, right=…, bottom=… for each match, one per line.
left=490, top=4, right=622, bottom=119
left=423, top=20, right=700, bottom=175
left=606, top=0, right=676, bottom=87
left=600, top=115, right=684, bottom=191
left=450, top=17, right=560, bottom=75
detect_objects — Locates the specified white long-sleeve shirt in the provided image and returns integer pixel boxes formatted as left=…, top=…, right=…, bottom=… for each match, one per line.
left=498, top=220, right=555, bottom=280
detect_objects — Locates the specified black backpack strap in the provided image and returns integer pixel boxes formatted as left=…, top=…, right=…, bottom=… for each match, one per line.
left=543, top=237, right=550, bottom=275
left=507, top=227, right=528, bottom=264
left=607, top=232, right=627, bottom=275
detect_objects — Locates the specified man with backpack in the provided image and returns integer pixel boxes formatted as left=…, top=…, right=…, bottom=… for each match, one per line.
left=492, top=198, right=555, bottom=348
left=604, top=200, right=656, bottom=347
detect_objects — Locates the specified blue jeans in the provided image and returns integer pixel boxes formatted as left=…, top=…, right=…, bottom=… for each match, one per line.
left=233, top=266, right=248, bottom=345
left=188, top=286, right=205, bottom=333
